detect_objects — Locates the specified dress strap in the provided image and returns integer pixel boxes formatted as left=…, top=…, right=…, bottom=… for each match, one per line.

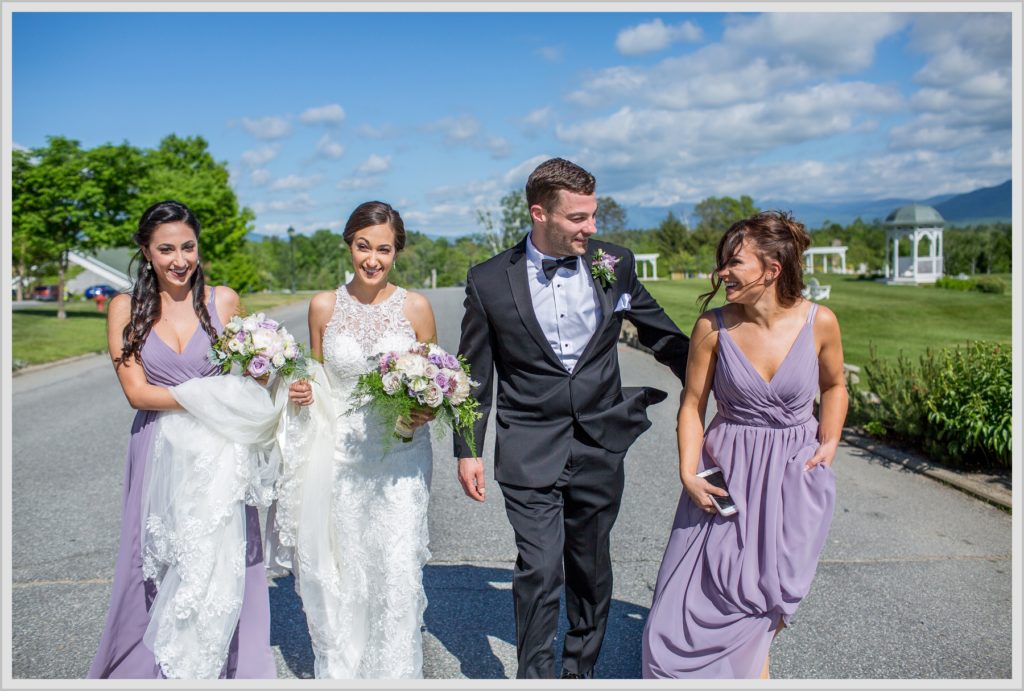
left=806, top=302, right=819, bottom=325
left=713, top=307, right=726, bottom=329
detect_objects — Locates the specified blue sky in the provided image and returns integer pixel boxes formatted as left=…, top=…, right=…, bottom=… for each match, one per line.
left=11, top=9, right=1014, bottom=237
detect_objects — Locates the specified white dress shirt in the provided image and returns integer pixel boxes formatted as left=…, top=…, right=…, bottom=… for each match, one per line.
left=525, top=233, right=602, bottom=372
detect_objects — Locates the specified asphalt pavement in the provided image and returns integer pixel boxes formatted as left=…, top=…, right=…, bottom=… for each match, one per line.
left=9, top=287, right=1013, bottom=680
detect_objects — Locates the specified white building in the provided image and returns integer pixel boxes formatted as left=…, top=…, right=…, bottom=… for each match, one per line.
left=883, top=203, right=945, bottom=284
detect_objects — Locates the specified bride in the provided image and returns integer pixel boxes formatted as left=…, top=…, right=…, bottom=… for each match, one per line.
left=271, top=201, right=437, bottom=678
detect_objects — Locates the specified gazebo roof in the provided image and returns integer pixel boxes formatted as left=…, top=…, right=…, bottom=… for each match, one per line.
left=885, top=203, right=945, bottom=228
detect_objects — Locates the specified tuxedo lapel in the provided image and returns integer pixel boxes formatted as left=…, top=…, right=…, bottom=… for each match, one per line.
left=575, top=244, right=617, bottom=372
left=507, top=242, right=565, bottom=370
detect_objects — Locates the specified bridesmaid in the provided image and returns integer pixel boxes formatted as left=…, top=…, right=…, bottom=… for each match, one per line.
left=642, top=210, right=848, bottom=679
left=89, top=200, right=276, bottom=679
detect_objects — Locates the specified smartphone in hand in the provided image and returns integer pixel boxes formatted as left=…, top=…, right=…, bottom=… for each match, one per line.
left=697, top=467, right=738, bottom=516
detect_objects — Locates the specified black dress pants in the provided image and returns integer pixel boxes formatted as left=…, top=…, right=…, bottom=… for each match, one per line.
left=498, top=431, right=627, bottom=679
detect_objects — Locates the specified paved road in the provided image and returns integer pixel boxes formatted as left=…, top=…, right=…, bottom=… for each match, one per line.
left=10, top=288, right=1013, bottom=679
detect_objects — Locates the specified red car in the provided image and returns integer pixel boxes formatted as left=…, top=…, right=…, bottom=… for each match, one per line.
left=32, top=284, right=62, bottom=302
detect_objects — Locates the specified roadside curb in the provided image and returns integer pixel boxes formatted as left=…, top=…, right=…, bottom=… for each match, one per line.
left=12, top=352, right=106, bottom=377
left=618, top=322, right=1012, bottom=511
left=841, top=429, right=1011, bottom=510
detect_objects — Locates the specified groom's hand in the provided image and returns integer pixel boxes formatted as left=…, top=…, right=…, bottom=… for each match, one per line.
left=458, top=457, right=487, bottom=502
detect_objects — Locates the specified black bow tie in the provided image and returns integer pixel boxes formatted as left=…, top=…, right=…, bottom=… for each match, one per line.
left=541, top=255, right=579, bottom=280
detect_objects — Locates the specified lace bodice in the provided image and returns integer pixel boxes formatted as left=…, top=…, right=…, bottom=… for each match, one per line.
left=322, top=285, right=418, bottom=396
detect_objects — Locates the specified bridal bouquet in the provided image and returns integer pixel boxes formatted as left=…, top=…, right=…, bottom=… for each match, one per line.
left=353, top=342, right=481, bottom=454
left=208, top=312, right=311, bottom=380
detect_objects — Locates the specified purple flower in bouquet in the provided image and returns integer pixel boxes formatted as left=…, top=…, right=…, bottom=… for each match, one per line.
left=248, top=355, right=270, bottom=377
left=435, top=372, right=450, bottom=392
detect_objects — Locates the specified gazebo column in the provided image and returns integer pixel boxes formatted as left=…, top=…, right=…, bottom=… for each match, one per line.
left=841, top=251, right=847, bottom=273
left=912, top=230, right=920, bottom=281
left=892, top=234, right=900, bottom=279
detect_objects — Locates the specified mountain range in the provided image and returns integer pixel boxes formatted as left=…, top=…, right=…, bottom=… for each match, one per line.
left=621, top=179, right=1012, bottom=231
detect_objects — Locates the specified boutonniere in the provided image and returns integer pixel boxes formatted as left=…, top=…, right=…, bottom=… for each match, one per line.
left=591, top=249, right=620, bottom=288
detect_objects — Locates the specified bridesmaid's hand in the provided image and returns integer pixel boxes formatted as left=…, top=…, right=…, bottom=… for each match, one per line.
left=804, top=440, right=838, bottom=470
left=682, top=472, right=729, bottom=515
left=288, top=379, right=314, bottom=406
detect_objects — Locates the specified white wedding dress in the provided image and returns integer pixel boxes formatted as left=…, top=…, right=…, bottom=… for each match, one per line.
left=270, top=285, right=433, bottom=679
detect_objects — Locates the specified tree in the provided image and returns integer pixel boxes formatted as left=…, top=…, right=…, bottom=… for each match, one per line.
left=596, top=196, right=627, bottom=233
left=11, top=136, right=108, bottom=318
left=692, top=195, right=760, bottom=234
left=136, top=135, right=254, bottom=264
left=655, top=211, right=692, bottom=256
left=11, top=149, right=52, bottom=301
left=475, top=190, right=531, bottom=254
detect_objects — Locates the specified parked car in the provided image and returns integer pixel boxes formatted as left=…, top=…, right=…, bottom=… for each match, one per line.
left=32, top=284, right=61, bottom=301
left=84, top=284, right=120, bottom=300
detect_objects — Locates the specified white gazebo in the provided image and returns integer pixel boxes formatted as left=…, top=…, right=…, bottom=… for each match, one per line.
left=634, top=252, right=660, bottom=280
left=803, top=246, right=848, bottom=274
left=883, top=203, right=945, bottom=284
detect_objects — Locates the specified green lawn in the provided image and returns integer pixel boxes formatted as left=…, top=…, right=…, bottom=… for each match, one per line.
left=12, top=291, right=312, bottom=369
left=644, top=276, right=1013, bottom=368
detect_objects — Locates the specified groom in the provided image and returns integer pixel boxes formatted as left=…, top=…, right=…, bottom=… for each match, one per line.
left=454, top=158, right=689, bottom=679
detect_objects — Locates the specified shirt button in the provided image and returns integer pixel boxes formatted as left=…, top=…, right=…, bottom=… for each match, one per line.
left=560, top=314, right=565, bottom=318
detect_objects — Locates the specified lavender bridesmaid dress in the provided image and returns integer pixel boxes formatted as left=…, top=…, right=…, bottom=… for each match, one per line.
left=642, top=303, right=835, bottom=679
left=89, top=288, right=276, bottom=679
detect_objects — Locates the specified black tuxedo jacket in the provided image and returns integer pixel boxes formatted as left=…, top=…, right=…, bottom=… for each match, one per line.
left=453, top=238, right=689, bottom=488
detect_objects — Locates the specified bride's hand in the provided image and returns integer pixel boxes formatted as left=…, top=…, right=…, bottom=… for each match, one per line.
left=288, top=379, right=313, bottom=406
left=407, top=406, right=436, bottom=429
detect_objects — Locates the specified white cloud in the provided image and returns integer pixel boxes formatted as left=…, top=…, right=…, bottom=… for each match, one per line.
left=241, top=145, right=279, bottom=168
left=535, top=46, right=561, bottom=62
left=721, top=13, right=908, bottom=72
left=270, top=174, right=323, bottom=191
left=13, top=141, right=29, bottom=152
left=252, top=193, right=317, bottom=214
left=356, top=154, right=392, bottom=175
left=299, top=103, right=346, bottom=125
left=357, top=123, right=398, bottom=139
left=427, top=115, right=481, bottom=145
left=250, top=168, right=272, bottom=186
left=615, top=18, right=702, bottom=56
left=240, top=116, right=291, bottom=140
left=487, top=136, right=511, bottom=159
left=338, top=176, right=378, bottom=190
left=522, top=106, right=552, bottom=128
left=315, top=133, right=345, bottom=159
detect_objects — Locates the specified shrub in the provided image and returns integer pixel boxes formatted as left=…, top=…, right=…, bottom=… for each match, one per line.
left=974, top=276, right=1005, bottom=294
left=849, top=341, right=1011, bottom=470
left=934, top=276, right=976, bottom=291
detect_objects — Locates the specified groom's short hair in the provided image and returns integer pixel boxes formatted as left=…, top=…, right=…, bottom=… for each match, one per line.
left=526, top=158, right=596, bottom=212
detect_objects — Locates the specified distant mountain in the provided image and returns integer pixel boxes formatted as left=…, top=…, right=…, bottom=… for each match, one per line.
left=934, top=180, right=1011, bottom=225
left=620, top=180, right=1010, bottom=230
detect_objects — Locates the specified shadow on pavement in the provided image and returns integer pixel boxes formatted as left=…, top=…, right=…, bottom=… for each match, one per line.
left=423, top=564, right=649, bottom=679
left=268, top=575, right=315, bottom=678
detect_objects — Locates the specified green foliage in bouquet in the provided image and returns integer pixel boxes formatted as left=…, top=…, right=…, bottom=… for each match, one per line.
left=352, top=348, right=482, bottom=456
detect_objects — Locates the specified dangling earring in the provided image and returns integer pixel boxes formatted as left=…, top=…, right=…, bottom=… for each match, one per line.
left=146, top=261, right=152, bottom=271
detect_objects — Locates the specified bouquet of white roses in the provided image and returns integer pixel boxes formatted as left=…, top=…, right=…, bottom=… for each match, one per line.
left=208, top=312, right=311, bottom=381
left=353, top=342, right=482, bottom=454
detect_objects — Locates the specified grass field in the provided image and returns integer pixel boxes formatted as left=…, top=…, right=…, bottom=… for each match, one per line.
left=11, top=291, right=313, bottom=368
left=644, top=275, right=1013, bottom=368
